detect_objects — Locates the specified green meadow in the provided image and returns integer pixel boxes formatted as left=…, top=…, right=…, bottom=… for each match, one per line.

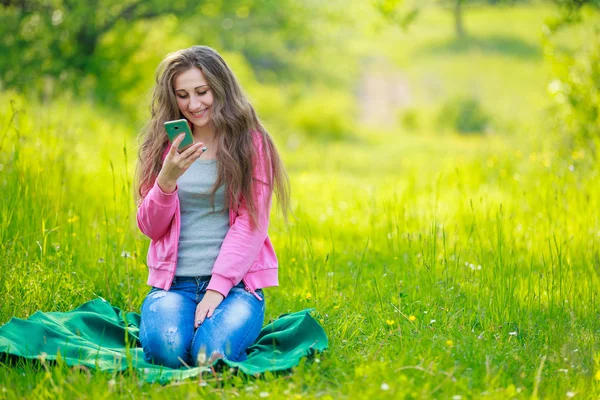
left=1, top=2, right=600, bottom=399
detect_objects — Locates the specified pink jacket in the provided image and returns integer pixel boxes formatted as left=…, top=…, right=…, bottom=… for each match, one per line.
left=136, top=131, right=278, bottom=300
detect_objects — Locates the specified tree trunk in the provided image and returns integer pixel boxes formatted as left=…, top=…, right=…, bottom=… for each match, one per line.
left=454, top=0, right=466, bottom=39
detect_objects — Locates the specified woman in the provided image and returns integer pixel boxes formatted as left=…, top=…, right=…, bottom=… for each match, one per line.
left=134, top=45, right=291, bottom=368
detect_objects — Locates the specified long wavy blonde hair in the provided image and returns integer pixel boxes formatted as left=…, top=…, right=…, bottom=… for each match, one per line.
left=134, top=45, right=291, bottom=231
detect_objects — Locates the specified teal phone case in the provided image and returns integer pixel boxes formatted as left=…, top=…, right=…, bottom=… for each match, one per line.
left=164, top=119, right=194, bottom=151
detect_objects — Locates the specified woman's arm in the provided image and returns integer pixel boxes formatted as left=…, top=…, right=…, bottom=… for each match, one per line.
left=136, top=179, right=179, bottom=241
left=137, top=137, right=201, bottom=241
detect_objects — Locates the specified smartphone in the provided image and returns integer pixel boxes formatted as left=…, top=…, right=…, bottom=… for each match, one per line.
left=164, top=119, right=194, bottom=152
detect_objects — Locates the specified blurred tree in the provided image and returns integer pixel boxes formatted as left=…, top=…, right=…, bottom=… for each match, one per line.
left=543, top=0, right=600, bottom=156
left=547, top=0, right=600, bottom=29
left=436, top=95, right=492, bottom=134
left=0, top=1, right=201, bottom=92
left=452, top=0, right=466, bottom=38
left=373, top=0, right=530, bottom=39
left=371, top=0, right=420, bottom=30
left=181, top=0, right=325, bottom=84
left=0, top=0, right=321, bottom=105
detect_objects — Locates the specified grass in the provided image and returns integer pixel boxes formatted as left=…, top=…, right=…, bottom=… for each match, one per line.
left=1, top=3, right=600, bottom=399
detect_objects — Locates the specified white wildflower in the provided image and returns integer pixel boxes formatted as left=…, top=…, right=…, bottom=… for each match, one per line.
left=197, top=350, right=207, bottom=365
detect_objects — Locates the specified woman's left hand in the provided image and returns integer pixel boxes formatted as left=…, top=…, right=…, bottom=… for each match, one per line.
left=195, top=290, right=225, bottom=328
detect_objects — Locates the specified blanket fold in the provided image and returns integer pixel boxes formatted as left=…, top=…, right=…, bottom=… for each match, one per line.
left=0, top=298, right=328, bottom=384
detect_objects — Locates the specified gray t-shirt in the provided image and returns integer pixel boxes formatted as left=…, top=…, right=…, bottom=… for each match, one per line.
left=175, top=158, right=230, bottom=277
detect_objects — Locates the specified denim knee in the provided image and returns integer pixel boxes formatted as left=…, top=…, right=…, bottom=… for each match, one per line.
left=190, top=287, right=265, bottom=365
left=139, top=287, right=196, bottom=368
left=141, top=325, right=191, bottom=368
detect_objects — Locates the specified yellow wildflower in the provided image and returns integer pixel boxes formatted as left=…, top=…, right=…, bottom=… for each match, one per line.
left=305, top=292, right=312, bottom=300
left=408, top=315, right=416, bottom=322
left=595, top=370, right=600, bottom=381
left=386, top=319, right=395, bottom=326
left=446, top=340, right=453, bottom=347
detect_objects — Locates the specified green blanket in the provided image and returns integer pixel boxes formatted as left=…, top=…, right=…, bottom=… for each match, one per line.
left=0, top=298, right=328, bottom=384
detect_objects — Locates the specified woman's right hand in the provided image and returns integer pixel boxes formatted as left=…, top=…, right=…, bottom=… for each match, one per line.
left=156, top=134, right=207, bottom=193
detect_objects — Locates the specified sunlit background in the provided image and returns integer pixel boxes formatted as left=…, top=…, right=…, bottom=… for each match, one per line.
left=1, top=0, right=600, bottom=397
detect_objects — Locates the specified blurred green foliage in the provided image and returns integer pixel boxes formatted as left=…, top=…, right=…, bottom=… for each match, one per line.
left=436, top=95, right=491, bottom=134
left=544, top=2, right=600, bottom=156
left=549, top=0, right=600, bottom=28
left=0, top=0, right=332, bottom=117
left=398, top=108, right=420, bottom=132
left=373, top=0, right=532, bottom=40
left=1, top=1, right=201, bottom=93
left=1, top=0, right=599, bottom=147
left=290, top=88, right=356, bottom=142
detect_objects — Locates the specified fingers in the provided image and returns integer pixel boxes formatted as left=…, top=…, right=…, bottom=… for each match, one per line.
left=195, top=306, right=208, bottom=328
left=194, top=304, right=218, bottom=327
left=195, top=303, right=216, bottom=328
left=194, top=292, right=224, bottom=328
left=181, top=141, right=206, bottom=160
left=169, top=133, right=186, bottom=154
left=178, top=145, right=207, bottom=173
left=168, top=140, right=206, bottom=172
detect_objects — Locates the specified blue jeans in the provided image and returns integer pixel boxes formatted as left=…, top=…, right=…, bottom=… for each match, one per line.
left=139, top=276, right=265, bottom=369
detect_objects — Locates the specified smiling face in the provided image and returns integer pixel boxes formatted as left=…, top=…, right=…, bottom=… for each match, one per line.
left=173, top=67, right=214, bottom=129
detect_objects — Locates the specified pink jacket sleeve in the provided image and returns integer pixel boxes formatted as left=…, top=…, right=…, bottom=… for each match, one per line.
left=136, top=147, right=178, bottom=241
left=207, top=132, right=274, bottom=297
left=136, top=180, right=178, bottom=241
